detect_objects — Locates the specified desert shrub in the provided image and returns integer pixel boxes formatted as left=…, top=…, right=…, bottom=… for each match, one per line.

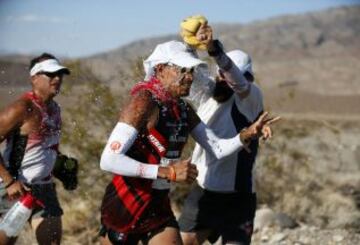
left=256, top=120, right=360, bottom=230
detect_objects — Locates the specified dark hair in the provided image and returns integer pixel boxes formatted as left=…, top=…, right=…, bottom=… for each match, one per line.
left=244, top=71, right=254, bottom=82
left=29, top=53, right=58, bottom=70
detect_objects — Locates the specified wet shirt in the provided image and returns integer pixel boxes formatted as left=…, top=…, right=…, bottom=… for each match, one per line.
left=2, top=92, right=61, bottom=184
left=101, top=79, right=190, bottom=233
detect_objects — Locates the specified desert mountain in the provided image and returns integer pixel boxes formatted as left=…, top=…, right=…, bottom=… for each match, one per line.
left=1, top=5, right=359, bottom=114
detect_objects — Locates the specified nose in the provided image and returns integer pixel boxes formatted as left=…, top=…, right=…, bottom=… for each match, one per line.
left=53, top=74, right=64, bottom=81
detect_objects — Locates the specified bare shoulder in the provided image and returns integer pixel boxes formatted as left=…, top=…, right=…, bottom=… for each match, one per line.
left=0, top=97, right=33, bottom=142
left=120, top=90, right=158, bottom=130
left=0, top=97, right=32, bottom=121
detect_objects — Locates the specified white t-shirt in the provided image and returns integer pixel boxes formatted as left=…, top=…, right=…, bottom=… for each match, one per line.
left=189, top=81, right=263, bottom=192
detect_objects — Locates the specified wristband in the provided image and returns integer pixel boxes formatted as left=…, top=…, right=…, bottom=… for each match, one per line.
left=208, top=40, right=223, bottom=57
left=4, top=179, right=16, bottom=189
left=239, top=127, right=251, bottom=145
left=168, top=166, right=176, bottom=182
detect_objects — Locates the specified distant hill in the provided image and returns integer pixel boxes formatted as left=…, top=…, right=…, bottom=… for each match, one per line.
left=0, top=55, right=30, bottom=86
left=81, top=5, right=360, bottom=96
left=1, top=5, right=359, bottom=115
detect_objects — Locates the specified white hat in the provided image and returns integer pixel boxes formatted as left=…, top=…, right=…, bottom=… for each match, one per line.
left=30, top=59, right=70, bottom=76
left=144, top=40, right=205, bottom=80
left=225, top=50, right=254, bottom=78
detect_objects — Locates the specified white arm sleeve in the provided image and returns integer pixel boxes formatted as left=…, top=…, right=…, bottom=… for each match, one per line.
left=100, top=122, right=159, bottom=179
left=222, top=63, right=250, bottom=95
left=191, top=121, right=243, bottom=160
left=213, top=45, right=250, bottom=95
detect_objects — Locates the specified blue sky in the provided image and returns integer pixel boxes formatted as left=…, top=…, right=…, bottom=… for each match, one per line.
left=0, top=0, right=358, bottom=58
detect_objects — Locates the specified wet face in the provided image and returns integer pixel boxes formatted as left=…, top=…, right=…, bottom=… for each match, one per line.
left=32, top=70, right=65, bottom=100
left=156, top=64, right=194, bottom=97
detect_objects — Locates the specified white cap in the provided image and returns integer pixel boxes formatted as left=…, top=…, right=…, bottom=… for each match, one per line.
left=144, top=40, right=205, bottom=80
left=30, top=59, right=70, bottom=76
left=225, top=50, right=254, bottom=78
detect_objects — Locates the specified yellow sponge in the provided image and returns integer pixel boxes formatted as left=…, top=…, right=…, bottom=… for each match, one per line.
left=180, top=15, right=208, bottom=50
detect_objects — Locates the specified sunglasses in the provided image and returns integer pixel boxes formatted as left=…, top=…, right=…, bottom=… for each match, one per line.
left=167, top=63, right=194, bottom=74
left=38, top=71, right=64, bottom=79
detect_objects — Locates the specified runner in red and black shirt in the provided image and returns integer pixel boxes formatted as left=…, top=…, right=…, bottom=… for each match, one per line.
left=99, top=41, right=277, bottom=245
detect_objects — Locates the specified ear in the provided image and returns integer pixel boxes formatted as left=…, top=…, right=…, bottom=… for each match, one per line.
left=30, top=74, right=39, bottom=86
left=155, top=64, right=166, bottom=73
left=154, top=64, right=167, bottom=78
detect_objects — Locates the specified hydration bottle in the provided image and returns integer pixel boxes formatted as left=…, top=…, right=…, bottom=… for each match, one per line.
left=0, top=192, right=44, bottom=237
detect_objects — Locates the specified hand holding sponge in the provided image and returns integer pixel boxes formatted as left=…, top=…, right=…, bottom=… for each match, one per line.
left=180, top=15, right=210, bottom=50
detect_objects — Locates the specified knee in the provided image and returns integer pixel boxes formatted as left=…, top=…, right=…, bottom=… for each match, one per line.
left=181, top=232, right=198, bottom=245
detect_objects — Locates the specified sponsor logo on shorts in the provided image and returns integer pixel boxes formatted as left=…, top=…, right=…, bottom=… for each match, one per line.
left=110, top=141, right=121, bottom=153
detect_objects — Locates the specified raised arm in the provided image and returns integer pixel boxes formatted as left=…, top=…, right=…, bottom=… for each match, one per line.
left=181, top=22, right=251, bottom=98
left=195, top=24, right=251, bottom=98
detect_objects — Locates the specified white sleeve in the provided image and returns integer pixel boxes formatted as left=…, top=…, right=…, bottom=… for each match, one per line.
left=212, top=44, right=250, bottom=95
left=222, top=62, right=250, bottom=94
left=100, top=122, right=159, bottom=179
left=191, top=121, right=243, bottom=160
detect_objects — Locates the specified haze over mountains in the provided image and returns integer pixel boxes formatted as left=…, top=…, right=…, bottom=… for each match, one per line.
left=1, top=5, right=359, bottom=115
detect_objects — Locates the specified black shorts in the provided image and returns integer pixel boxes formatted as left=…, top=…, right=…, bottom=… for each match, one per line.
left=178, top=184, right=256, bottom=245
left=31, top=183, right=64, bottom=218
left=100, top=189, right=179, bottom=245
left=99, top=215, right=179, bottom=245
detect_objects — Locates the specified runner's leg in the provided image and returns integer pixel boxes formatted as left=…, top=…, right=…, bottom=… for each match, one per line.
left=148, top=227, right=182, bottom=245
left=31, top=216, right=62, bottom=245
left=181, top=229, right=212, bottom=245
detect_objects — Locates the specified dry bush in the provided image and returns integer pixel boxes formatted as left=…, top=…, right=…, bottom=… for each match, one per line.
left=56, top=62, right=121, bottom=244
left=256, top=119, right=360, bottom=230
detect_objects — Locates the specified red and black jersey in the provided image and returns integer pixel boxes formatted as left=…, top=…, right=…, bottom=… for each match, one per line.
left=101, top=78, right=190, bottom=233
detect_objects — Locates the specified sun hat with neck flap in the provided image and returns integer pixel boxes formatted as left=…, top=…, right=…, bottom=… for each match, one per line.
left=143, top=40, right=205, bottom=80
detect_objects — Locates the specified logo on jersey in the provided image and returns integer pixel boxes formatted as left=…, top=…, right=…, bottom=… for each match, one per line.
left=110, top=141, right=122, bottom=154
left=147, top=134, right=166, bottom=153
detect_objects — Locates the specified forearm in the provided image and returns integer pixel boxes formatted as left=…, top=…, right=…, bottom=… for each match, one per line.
left=208, top=40, right=249, bottom=94
left=100, top=122, right=161, bottom=179
left=100, top=152, right=159, bottom=179
left=191, top=121, right=243, bottom=159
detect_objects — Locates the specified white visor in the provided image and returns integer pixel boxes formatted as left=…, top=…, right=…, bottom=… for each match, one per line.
left=30, top=59, right=70, bottom=76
